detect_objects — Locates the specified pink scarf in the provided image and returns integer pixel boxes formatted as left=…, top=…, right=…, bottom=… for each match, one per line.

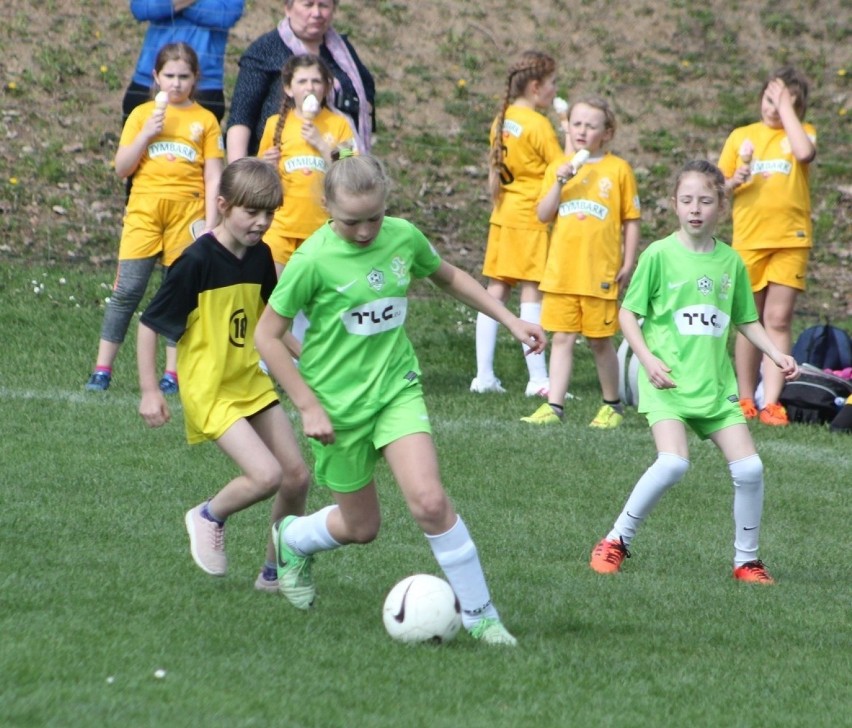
left=278, top=18, right=371, bottom=151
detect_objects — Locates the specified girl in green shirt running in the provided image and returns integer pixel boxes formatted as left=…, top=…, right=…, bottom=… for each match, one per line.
left=256, top=153, right=548, bottom=645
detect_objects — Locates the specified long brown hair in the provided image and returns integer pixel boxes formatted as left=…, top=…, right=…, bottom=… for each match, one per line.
left=488, top=50, right=557, bottom=203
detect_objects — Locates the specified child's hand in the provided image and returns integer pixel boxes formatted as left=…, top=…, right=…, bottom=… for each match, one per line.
left=774, top=353, right=800, bottom=381
left=615, top=264, right=632, bottom=287
left=260, top=146, right=280, bottom=165
left=765, top=78, right=794, bottom=113
left=731, top=163, right=752, bottom=187
left=142, top=108, right=165, bottom=140
left=301, top=402, right=335, bottom=445
left=643, top=357, right=676, bottom=389
left=301, top=120, right=323, bottom=150
left=139, top=391, right=170, bottom=428
left=508, top=320, right=547, bottom=355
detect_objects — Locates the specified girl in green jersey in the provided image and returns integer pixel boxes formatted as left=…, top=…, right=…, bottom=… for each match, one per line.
left=589, top=160, right=798, bottom=584
left=256, top=154, right=548, bottom=645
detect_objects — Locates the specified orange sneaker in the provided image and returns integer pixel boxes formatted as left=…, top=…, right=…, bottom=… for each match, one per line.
left=589, top=537, right=630, bottom=574
left=733, top=560, right=775, bottom=584
left=759, top=402, right=789, bottom=426
left=739, top=398, right=758, bottom=419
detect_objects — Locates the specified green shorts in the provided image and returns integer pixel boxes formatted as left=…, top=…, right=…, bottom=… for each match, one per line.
left=646, top=402, right=745, bottom=440
left=310, top=384, right=432, bottom=492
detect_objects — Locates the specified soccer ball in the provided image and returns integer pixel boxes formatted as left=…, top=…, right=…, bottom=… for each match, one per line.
left=382, top=574, right=462, bottom=644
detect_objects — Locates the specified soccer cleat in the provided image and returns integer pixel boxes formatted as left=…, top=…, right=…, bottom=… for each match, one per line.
left=159, top=373, right=179, bottom=395
left=759, top=402, right=789, bottom=426
left=184, top=504, right=227, bottom=576
left=85, top=370, right=111, bottom=391
left=272, top=516, right=316, bottom=610
left=589, top=537, right=630, bottom=574
left=589, top=404, right=623, bottom=429
left=470, top=377, right=507, bottom=394
left=468, top=618, right=517, bottom=646
left=739, top=398, right=758, bottom=419
left=520, top=403, right=562, bottom=425
left=733, top=560, right=775, bottom=584
left=524, top=379, right=550, bottom=398
left=254, top=570, right=280, bottom=593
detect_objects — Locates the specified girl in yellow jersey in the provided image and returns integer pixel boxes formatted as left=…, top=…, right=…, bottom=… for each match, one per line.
left=258, top=53, right=356, bottom=274
left=85, top=43, right=224, bottom=394
left=471, top=51, right=565, bottom=398
left=718, top=67, right=816, bottom=427
left=522, top=96, right=640, bottom=429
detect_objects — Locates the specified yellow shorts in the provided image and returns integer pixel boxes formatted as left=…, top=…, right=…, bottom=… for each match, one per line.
left=263, top=216, right=308, bottom=266
left=482, top=224, right=549, bottom=284
left=119, top=194, right=204, bottom=266
left=736, top=247, right=809, bottom=292
left=541, top=293, right=618, bottom=337
left=310, top=385, right=432, bottom=493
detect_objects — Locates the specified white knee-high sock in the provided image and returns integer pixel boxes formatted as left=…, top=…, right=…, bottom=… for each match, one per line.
left=284, top=505, right=341, bottom=556
left=730, top=454, right=764, bottom=566
left=426, top=515, right=499, bottom=628
left=519, top=301, right=548, bottom=382
left=475, top=313, right=500, bottom=381
left=608, top=453, right=690, bottom=545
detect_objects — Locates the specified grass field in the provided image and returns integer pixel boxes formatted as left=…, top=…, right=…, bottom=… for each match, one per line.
left=1, top=263, right=849, bottom=728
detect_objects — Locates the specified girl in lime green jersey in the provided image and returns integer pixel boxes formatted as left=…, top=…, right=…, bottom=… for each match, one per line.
left=589, top=160, right=798, bottom=584
left=256, top=153, right=548, bottom=645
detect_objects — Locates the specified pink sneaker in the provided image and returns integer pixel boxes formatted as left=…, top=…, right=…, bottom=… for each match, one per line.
left=185, top=504, right=227, bottom=576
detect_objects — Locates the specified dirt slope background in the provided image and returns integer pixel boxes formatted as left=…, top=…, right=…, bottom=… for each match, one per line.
left=0, top=0, right=849, bottom=317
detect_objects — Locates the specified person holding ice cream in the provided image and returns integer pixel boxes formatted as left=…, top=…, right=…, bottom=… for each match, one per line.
left=522, top=95, right=640, bottom=428
left=257, top=54, right=356, bottom=276
left=718, top=66, right=817, bottom=427
left=85, top=42, right=224, bottom=394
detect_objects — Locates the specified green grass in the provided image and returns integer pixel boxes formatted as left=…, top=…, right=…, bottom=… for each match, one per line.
left=1, top=264, right=850, bottom=727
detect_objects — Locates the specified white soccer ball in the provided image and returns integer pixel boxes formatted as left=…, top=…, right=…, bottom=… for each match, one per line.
left=382, top=574, right=462, bottom=644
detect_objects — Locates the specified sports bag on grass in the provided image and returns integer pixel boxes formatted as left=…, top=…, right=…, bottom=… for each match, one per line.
left=779, top=363, right=852, bottom=424
left=791, top=323, right=852, bottom=370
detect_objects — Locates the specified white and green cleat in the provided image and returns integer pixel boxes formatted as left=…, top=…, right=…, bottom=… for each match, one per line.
left=468, top=618, right=517, bottom=646
left=272, top=516, right=316, bottom=610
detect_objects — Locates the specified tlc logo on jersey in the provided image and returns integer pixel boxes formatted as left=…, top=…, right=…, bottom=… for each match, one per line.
left=343, top=297, right=407, bottom=335
left=674, top=305, right=730, bottom=337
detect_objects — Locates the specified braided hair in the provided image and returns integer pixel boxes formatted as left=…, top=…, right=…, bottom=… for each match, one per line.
left=488, top=50, right=557, bottom=203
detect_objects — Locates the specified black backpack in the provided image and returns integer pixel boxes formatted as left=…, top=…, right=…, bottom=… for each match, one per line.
left=780, top=364, right=852, bottom=424
left=791, top=323, right=852, bottom=371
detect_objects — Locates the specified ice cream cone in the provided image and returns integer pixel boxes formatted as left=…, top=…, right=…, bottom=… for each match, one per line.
left=302, top=93, right=320, bottom=121
left=154, top=91, right=169, bottom=110
left=553, top=96, right=569, bottom=125
left=570, top=148, right=590, bottom=174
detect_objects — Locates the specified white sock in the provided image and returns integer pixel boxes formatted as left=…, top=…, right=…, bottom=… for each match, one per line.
left=519, top=301, right=548, bottom=382
left=608, top=453, right=690, bottom=545
left=426, top=515, right=499, bottom=628
left=291, top=310, right=310, bottom=343
left=730, top=454, right=764, bottom=566
left=284, top=505, right=341, bottom=556
left=475, top=313, right=500, bottom=382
